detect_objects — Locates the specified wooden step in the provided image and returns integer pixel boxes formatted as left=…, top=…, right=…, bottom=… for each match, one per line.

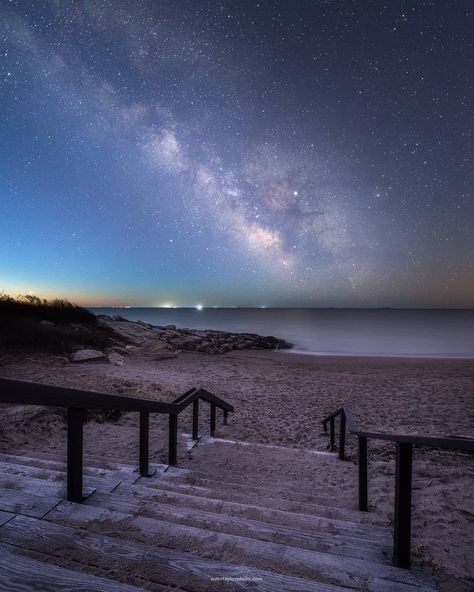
left=0, top=488, right=61, bottom=518
left=0, top=512, right=13, bottom=527
left=0, top=515, right=350, bottom=592
left=115, top=481, right=390, bottom=542
left=0, top=473, right=95, bottom=499
left=133, top=476, right=382, bottom=525
left=158, top=470, right=367, bottom=509
left=0, top=452, right=167, bottom=478
left=42, top=502, right=436, bottom=590
left=0, top=543, right=145, bottom=591
left=0, top=459, right=136, bottom=491
left=87, top=490, right=391, bottom=562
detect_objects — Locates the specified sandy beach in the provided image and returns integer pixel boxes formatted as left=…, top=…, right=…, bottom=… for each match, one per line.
left=1, top=349, right=473, bottom=591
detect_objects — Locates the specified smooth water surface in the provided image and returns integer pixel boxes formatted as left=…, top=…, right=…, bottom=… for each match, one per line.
left=91, top=308, right=474, bottom=358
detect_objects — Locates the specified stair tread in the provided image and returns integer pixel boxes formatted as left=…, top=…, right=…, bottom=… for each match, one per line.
left=0, top=488, right=61, bottom=518
left=160, top=471, right=372, bottom=511
left=0, top=470, right=114, bottom=498
left=0, top=512, right=13, bottom=527
left=0, top=459, right=137, bottom=485
left=0, top=515, right=354, bottom=592
left=115, top=481, right=390, bottom=540
left=0, top=543, right=145, bottom=591
left=41, top=501, right=436, bottom=590
left=0, top=452, right=167, bottom=477
left=87, top=490, right=391, bottom=562
left=135, top=475, right=384, bottom=524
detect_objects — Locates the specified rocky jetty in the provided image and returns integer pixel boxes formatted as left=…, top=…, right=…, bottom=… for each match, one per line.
left=96, top=315, right=292, bottom=356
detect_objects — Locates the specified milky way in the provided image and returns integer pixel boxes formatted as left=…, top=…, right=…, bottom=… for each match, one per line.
left=0, top=2, right=472, bottom=306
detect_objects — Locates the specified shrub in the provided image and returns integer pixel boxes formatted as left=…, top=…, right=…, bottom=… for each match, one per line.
left=0, top=292, right=115, bottom=352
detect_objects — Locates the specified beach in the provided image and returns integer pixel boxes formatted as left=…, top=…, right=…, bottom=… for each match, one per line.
left=0, top=348, right=473, bottom=590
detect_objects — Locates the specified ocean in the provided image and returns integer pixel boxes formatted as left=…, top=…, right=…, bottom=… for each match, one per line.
left=90, top=308, right=474, bottom=359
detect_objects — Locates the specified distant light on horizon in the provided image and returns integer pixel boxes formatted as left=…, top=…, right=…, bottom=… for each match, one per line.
left=196, top=304, right=203, bottom=311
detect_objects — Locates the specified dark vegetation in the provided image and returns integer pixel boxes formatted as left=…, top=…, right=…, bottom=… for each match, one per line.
left=0, top=293, right=117, bottom=353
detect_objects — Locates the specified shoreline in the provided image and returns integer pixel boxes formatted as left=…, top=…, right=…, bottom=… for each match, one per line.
left=278, top=349, right=474, bottom=361
left=90, top=308, right=474, bottom=360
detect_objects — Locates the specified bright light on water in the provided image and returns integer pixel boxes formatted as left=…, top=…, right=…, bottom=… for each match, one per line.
left=196, top=304, right=203, bottom=311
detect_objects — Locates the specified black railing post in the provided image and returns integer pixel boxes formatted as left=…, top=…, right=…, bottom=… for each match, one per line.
left=393, top=442, right=413, bottom=569
left=67, top=407, right=85, bottom=503
left=168, top=413, right=178, bottom=466
left=139, top=411, right=150, bottom=477
left=210, top=403, right=216, bottom=437
left=358, top=435, right=368, bottom=511
left=192, top=399, right=199, bottom=440
left=223, top=409, right=228, bottom=426
left=339, top=411, right=346, bottom=460
left=329, top=416, right=335, bottom=451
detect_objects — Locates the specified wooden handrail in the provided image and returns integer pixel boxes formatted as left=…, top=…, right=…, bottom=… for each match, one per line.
left=322, top=407, right=474, bottom=452
left=321, top=405, right=473, bottom=569
left=0, top=377, right=177, bottom=413
left=0, top=377, right=234, bottom=502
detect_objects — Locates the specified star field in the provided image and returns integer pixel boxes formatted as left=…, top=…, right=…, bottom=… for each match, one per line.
left=0, top=1, right=472, bottom=307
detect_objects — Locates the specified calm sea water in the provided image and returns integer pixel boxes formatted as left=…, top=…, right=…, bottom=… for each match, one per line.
left=91, top=308, right=474, bottom=359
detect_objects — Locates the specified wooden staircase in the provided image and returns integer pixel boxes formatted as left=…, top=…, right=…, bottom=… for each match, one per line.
left=0, top=438, right=438, bottom=592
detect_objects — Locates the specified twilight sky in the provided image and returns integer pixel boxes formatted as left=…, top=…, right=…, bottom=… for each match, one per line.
left=0, top=1, right=472, bottom=307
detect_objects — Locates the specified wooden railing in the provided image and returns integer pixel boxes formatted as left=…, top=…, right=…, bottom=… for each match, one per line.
left=0, top=377, right=233, bottom=503
left=322, top=407, right=474, bottom=569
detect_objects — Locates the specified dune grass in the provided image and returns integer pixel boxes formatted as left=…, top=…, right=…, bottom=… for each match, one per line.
left=0, top=293, right=114, bottom=353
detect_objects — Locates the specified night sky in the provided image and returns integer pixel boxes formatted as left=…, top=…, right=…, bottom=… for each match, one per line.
left=1, top=1, right=472, bottom=307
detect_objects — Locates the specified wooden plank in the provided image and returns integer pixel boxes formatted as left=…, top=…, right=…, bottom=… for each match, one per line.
left=116, top=482, right=390, bottom=541
left=42, top=502, right=436, bottom=590
left=88, top=491, right=391, bottom=563
left=0, top=470, right=102, bottom=498
left=0, top=452, right=154, bottom=483
left=157, top=470, right=373, bottom=509
left=0, top=511, right=13, bottom=527
left=0, top=378, right=235, bottom=417
left=0, top=459, right=128, bottom=485
left=0, top=516, right=352, bottom=592
left=135, top=476, right=386, bottom=526
left=322, top=405, right=474, bottom=452
left=0, top=489, right=61, bottom=518
left=0, top=543, right=145, bottom=591
left=0, top=377, right=176, bottom=413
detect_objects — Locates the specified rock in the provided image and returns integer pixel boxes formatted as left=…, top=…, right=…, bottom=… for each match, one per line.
left=40, top=320, right=55, bottom=327
left=107, top=351, right=124, bottom=366
left=112, top=346, right=129, bottom=356
left=97, top=314, right=293, bottom=355
left=153, top=340, right=173, bottom=350
left=70, top=349, right=107, bottom=363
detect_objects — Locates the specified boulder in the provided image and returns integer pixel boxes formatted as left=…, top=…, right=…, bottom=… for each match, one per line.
left=70, top=349, right=107, bottom=363
left=107, top=351, right=124, bottom=366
